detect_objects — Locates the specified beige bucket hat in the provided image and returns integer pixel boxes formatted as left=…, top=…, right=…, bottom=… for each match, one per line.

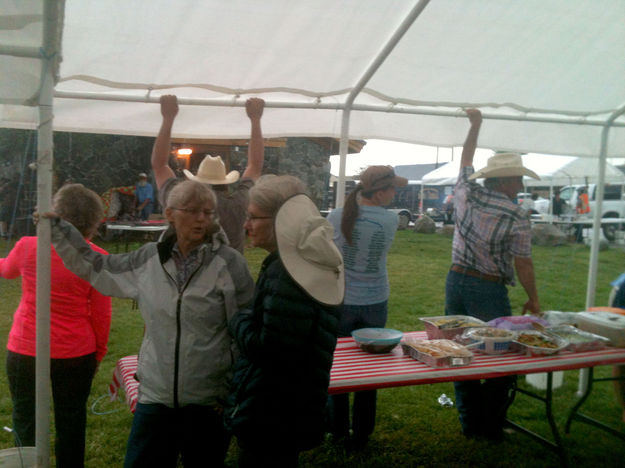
left=183, top=155, right=240, bottom=185
left=276, top=194, right=344, bottom=306
left=468, top=153, right=540, bottom=180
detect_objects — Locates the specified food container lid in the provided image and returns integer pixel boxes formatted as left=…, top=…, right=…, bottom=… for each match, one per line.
left=577, top=311, right=625, bottom=330
left=547, top=325, right=610, bottom=346
left=351, top=328, right=403, bottom=344
left=488, top=315, right=550, bottom=331
left=419, top=315, right=486, bottom=329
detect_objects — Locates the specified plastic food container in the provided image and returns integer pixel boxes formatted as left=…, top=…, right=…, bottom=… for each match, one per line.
left=420, top=315, right=486, bottom=340
left=462, top=327, right=517, bottom=355
left=577, top=311, right=625, bottom=348
left=402, top=339, right=474, bottom=368
left=488, top=315, right=550, bottom=331
left=352, top=328, right=403, bottom=353
left=512, top=330, right=569, bottom=356
left=546, top=325, right=610, bottom=352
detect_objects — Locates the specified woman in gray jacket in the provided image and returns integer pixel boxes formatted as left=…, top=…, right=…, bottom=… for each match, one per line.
left=47, top=180, right=255, bottom=467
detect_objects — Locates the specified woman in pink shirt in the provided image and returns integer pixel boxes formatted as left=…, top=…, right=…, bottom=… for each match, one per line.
left=0, top=184, right=111, bottom=468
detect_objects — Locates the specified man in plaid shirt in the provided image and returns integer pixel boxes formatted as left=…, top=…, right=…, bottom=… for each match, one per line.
left=446, top=109, right=541, bottom=441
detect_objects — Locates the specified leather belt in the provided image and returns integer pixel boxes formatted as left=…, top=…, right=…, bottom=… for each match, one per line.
left=450, top=264, right=504, bottom=284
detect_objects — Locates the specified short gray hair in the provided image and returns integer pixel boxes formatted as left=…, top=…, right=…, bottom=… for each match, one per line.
left=53, top=184, right=104, bottom=237
left=166, top=180, right=217, bottom=212
left=249, top=175, right=307, bottom=217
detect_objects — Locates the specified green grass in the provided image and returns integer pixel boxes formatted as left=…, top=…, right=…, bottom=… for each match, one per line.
left=1, top=232, right=625, bottom=467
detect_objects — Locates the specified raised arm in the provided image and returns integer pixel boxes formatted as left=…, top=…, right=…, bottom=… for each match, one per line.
left=151, top=95, right=179, bottom=189
left=460, top=108, right=482, bottom=169
left=241, top=98, right=265, bottom=181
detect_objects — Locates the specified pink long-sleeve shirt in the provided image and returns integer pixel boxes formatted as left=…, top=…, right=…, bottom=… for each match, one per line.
left=0, top=236, right=112, bottom=361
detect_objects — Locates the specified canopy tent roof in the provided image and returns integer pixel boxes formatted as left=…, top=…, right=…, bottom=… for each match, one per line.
left=394, top=163, right=440, bottom=183
left=2, top=0, right=625, bottom=158
left=523, top=155, right=625, bottom=187
left=421, top=154, right=625, bottom=187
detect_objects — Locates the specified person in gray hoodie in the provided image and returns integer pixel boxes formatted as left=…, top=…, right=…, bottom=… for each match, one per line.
left=47, top=180, right=255, bottom=467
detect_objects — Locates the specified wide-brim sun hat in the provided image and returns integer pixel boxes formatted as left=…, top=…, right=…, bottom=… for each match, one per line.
left=468, top=153, right=540, bottom=180
left=183, top=155, right=240, bottom=185
left=276, top=194, right=344, bottom=306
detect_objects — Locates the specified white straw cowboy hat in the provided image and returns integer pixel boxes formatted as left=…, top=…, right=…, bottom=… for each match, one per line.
left=469, top=153, right=540, bottom=180
left=183, top=155, right=240, bottom=185
left=276, top=194, right=344, bottom=306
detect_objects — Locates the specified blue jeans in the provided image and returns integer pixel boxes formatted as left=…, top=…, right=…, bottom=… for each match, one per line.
left=138, top=203, right=153, bottom=221
left=445, top=270, right=515, bottom=437
left=329, top=301, right=388, bottom=440
left=124, top=403, right=230, bottom=468
left=6, top=351, right=97, bottom=468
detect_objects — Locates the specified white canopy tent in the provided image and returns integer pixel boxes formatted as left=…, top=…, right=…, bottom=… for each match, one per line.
left=2, top=1, right=625, bottom=464
left=422, top=154, right=625, bottom=187
left=523, top=155, right=625, bottom=187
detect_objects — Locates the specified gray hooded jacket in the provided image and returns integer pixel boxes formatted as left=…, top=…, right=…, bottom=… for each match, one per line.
left=50, top=218, right=255, bottom=408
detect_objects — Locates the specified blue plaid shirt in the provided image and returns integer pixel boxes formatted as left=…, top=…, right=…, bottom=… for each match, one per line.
left=171, top=243, right=208, bottom=290
left=451, top=166, right=532, bottom=285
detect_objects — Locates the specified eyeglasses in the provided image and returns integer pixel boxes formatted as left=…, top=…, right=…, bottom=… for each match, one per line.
left=173, top=207, right=214, bottom=217
left=245, top=214, right=272, bottom=222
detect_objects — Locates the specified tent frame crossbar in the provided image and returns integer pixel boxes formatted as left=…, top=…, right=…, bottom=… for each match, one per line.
left=0, top=45, right=41, bottom=58
left=52, top=90, right=625, bottom=129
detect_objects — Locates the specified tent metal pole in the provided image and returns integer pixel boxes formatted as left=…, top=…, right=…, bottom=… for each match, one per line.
left=336, top=0, right=430, bottom=208
left=53, top=90, right=625, bottom=128
left=336, top=112, right=350, bottom=208
left=35, top=63, right=53, bottom=468
left=35, top=1, right=64, bottom=466
left=585, top=102, right=625, bottom=310
left=577, top=103, right=625, bottom=397
left=336, top=0, right=430, bottom=207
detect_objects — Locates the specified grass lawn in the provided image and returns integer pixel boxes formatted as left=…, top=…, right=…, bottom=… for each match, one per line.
left=1, top=231, right=624, bottom=467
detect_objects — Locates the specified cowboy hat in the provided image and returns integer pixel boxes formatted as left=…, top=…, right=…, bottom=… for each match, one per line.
left=276, top=194, right=344, bottom=306
left=183, top=155, right=240, bottom=185
left=468, top=153, right=540, bottom=180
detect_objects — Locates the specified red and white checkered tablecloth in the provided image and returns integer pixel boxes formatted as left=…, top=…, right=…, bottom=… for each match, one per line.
left=111, top=331, right=625, bottom=410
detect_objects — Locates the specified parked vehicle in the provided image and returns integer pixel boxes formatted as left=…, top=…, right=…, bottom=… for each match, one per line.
left=516, top=192, right=550, bottom=215
left=558, top=184, right=625, bottom=240
left=388, top=184, right=446, bottom=224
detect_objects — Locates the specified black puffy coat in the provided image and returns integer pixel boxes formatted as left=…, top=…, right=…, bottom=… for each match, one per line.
left=225, top=252, right=340, bottom=451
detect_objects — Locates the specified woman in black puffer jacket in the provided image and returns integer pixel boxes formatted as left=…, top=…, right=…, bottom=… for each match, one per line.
left=225, top=176, right=344, bottom=468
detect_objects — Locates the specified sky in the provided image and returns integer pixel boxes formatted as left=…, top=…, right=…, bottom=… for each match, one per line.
left=330, top=140, right=625, bottom=178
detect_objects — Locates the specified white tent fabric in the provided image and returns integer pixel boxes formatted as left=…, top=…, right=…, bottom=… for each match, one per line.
left=523, top=155, right=625, bottom=187
left=2, top=0, right=625, bottom=158
left=422, top=154, right=625, bottom=187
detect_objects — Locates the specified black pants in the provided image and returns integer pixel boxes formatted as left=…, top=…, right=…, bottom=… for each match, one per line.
left=6, top=351, right=97, bottom=468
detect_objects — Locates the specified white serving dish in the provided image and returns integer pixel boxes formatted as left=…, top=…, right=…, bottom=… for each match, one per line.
left=462, top=327, right=517, bottom=355
left=577, top=311, right=625, bottom=348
